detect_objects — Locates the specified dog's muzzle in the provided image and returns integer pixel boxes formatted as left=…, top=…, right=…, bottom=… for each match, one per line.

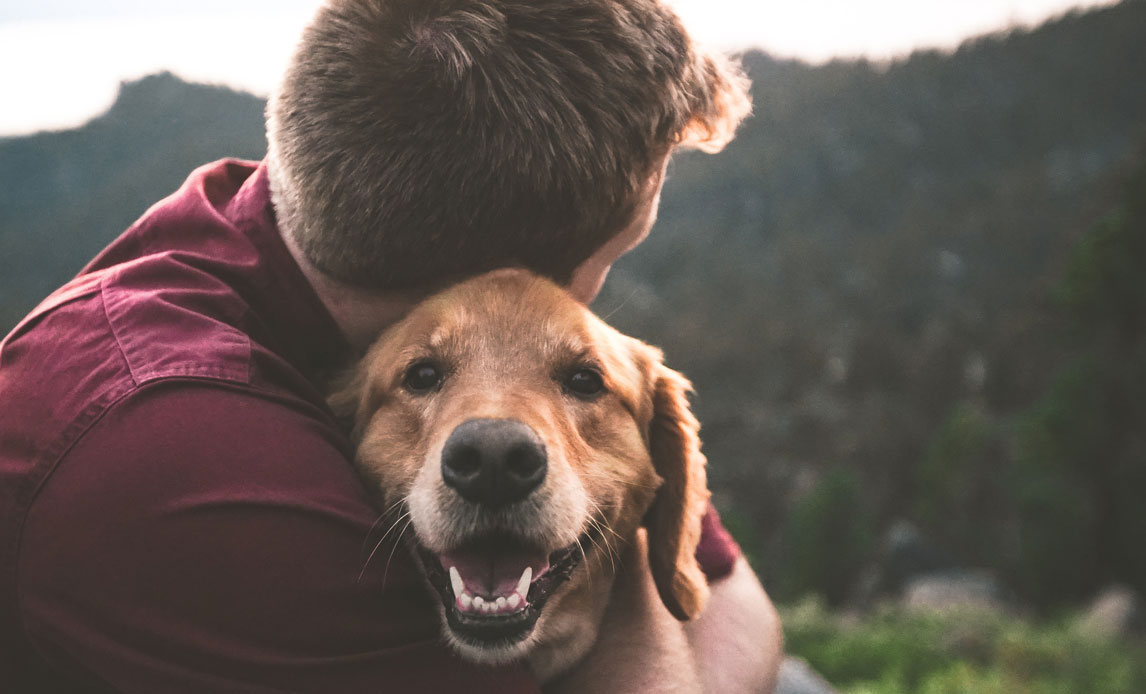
left=441, top=418, right=547, bottom=508
left=413, top=418, right=588, bottom=649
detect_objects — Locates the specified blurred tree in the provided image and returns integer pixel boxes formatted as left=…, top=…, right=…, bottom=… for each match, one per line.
left=911, top=401, right=1001, bottom=565
left=780, top=466, right=876, bottom=605
left=1012, top=158, right=1146, bottom=604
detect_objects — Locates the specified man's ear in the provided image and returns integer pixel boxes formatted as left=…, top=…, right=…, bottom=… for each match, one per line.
left=644, top=363, right=711, bottom=621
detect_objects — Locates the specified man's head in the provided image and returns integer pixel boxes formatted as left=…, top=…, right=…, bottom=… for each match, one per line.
left=267, top=0, right=750, bottom=295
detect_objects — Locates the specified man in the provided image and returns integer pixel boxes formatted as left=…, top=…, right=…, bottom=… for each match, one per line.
left=0, top=0, right=781, bottom=691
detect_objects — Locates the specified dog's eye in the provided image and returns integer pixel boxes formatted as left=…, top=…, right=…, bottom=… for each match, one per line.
left=403, top=362, right=444, bottom=392
left=564, top=368, right=605, bottom=397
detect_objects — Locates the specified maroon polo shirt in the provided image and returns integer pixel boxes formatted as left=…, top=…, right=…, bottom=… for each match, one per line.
left=0, top=159, right=739, bottom=693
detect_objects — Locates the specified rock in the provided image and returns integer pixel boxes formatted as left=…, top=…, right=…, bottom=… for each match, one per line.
left=776, top=657, right=838, bottom=694
left=903, top=569, right=1009, bottom=613
left=1077, top=585, right=1142, bottom=637
left=884, top=520, right=955, bottom=589
left=849, top=519, right=956, bottom=607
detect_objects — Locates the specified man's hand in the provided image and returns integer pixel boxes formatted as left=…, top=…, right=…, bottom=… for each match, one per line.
left=544, top=529, right=703, bottom=693
left=685, top=557, right=784, bottom=694
left=544, top=533, right=783, bottom=693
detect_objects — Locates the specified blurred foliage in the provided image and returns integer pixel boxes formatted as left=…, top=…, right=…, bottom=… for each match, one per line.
left=779, top=467, right=876, bottom=604
left=898, top=160, right=1146, bottom=608
left=1009, top=160, right=1146, bottom=606
left=1010, top=362, right=1107, bottom=604
left=782, top=598, right=1146, bottom=694
left=911, top=403, right=997, bottom=561
left=1059, top=166, right=1146, bottom=326
left=3, top=2, right=1146, bottom=610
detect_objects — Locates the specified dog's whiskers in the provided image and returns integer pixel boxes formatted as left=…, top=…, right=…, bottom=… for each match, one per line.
left=360, top=497, right=409, bottom=558
left=581, top=500, right=622, bottom=577
left=581, top=496, right=626, bottom=550
left=585, top=519, right=617, bottom=577
left=582, top=497, right=628, bottom=556
left=380, top=515, right=416, bottom=591
left=574, top=532, right=593, bottom=590
left=575, top=467, right=661, bottom=491
left=358, top=504, right=411, bottom=584
left=599, top=286, right=640, bottom=321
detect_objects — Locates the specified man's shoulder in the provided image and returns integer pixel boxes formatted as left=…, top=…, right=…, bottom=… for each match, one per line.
left=0, top=255, right=273, bottom=509
left=1, top=257, right=254, bottom=403
left=0, top=267, right=344, bottom=504
left=0, top=271, right=257, bottom=515
left=0, top=155, right=342, bottom=529
left=98, top=253, right=255, bottom=387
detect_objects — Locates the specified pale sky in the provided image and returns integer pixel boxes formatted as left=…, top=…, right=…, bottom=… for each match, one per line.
left=0, top=0, right=1120, bottom=136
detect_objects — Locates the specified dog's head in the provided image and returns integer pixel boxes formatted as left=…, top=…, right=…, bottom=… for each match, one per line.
left=331, top=269, right=709, bottom=664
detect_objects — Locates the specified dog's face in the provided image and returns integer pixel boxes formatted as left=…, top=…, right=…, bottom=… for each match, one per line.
left=331, top=269, right=709, bottom=668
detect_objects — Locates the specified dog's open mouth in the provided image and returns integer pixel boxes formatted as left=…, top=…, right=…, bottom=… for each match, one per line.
left=415, top=534, right=587, bottom=648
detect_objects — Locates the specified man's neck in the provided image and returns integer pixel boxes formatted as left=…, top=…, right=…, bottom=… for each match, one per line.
left=280, top=226, right=423, bottom=353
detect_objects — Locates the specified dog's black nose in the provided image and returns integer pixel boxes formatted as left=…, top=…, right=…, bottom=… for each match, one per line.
left=441, top=419, right=547, bottom=507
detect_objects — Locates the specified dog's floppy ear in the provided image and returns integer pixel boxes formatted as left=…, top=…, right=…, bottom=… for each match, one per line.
left=644, top=361, right=711, bottom=621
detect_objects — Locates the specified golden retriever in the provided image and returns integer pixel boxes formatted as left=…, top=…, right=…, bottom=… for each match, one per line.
left=330, top=268, right=711, bottom=680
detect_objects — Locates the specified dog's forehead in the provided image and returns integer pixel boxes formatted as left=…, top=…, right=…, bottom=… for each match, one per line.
left=370, top=270, right=652, bottom=409
left=412, top=272, right=603, bottom=355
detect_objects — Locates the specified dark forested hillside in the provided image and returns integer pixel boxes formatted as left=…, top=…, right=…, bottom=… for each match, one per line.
left=2, top=0, right=1144, bottom=608
left=598, top=0, right=1146, bottom=603
left=0, top=72, right=267, bottom=329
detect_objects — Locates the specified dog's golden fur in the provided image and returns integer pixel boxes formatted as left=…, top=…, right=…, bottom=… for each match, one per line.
left=330, top=268, right=711, bottom=680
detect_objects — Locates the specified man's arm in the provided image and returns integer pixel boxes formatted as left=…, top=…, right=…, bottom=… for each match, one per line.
left=544, top=529, right=703, bottom=693
left=18, top=382, right=539, bottom=693
left=545, top=534, right=782, bottom=694
left=686, top=557, right=784, bottom=694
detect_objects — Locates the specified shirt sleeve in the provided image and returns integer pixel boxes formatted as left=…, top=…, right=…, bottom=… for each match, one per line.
left=695, top=503, right=742, bottom=582
left=18, top=382, right=540, bottom=694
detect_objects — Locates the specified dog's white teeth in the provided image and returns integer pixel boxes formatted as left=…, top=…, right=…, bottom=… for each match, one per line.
left=455, top=589, right=526, bottom=615
left=448, top=566, right=465, bottom=599
left=451, top=575, right=531, bottom=614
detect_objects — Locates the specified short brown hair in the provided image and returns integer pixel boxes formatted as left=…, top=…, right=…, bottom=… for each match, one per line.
left=267, top=0, right=750, bottom=290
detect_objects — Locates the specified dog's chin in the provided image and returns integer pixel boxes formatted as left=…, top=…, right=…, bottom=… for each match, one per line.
left=413, top=532, right=588, bottom=663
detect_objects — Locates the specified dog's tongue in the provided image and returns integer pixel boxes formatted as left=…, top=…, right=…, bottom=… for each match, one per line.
left=440, top=543, right=549, bottom=598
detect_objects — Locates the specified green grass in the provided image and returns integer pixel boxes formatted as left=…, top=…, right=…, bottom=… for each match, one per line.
left=781, top=599, right=1146, bottom=694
